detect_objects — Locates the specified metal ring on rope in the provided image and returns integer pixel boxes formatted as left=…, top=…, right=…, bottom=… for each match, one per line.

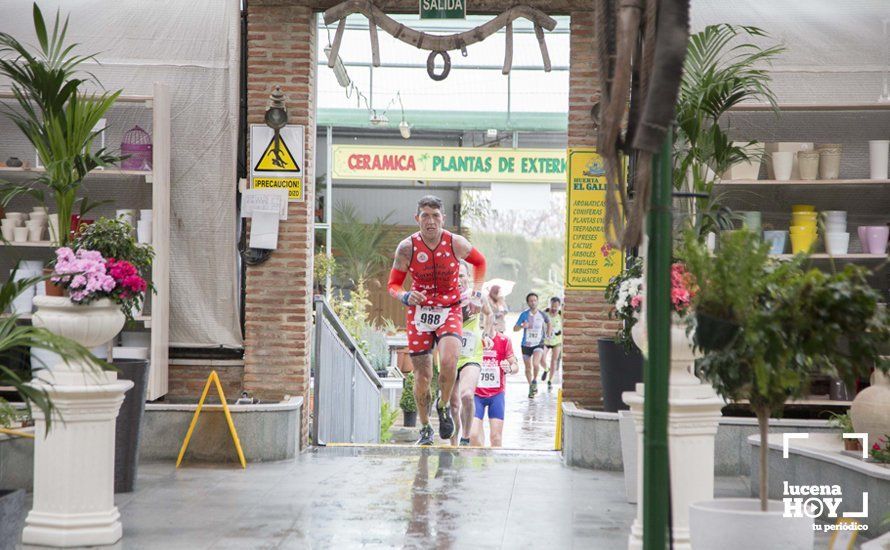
left=427, top=50, right=451, bottom=81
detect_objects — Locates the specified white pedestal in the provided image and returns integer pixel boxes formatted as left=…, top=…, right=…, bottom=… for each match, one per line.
left=623, top=324, right=724, bottom=550
left=22, top=376, right=133, bottom=548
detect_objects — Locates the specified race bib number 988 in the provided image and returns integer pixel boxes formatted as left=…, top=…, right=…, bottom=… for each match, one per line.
left=414, top=306, right=449, bottom=333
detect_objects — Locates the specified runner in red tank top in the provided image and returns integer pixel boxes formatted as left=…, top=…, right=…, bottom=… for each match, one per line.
left=388, top=195, right=487, bottom=445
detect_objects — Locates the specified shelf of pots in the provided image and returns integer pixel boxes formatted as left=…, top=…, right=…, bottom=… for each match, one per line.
left=681, top=230, right=890, bottom=550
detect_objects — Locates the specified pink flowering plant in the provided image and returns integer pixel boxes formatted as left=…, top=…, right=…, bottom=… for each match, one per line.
left=55, top=217, right=155, bottom=318
left=872, top=436, right=890, bottom=464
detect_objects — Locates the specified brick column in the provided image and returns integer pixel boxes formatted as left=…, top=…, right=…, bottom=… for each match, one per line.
left=244, top=1, right=317, bottom=445
left=562, top=10, right=618, bottom=409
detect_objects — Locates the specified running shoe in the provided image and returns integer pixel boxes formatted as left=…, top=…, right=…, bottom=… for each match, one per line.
left=532, top=380, right=538, bottom=395
left=436, top=397, right=455, bottom=439
left=460, top=438, right=471, bottom=446
left=542, top=370, right=548, bottom=381
left=416, top=424, right=434, bottom=446
left=528, top=384, right=535, bottom=398
left=547, top=380, right=553, bottom=390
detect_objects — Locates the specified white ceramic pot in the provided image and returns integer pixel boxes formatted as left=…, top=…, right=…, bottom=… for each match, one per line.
left=797, top=150, right=819, bottom=180
left=825, top=232, right=850, bottom=255
left=850, top=370, right=890, bottom=449
left=771, top=152, right=794, bottom=181
left=689, top=499, right=814, bottom=550
left=631, top=312, right=700, bottom=386
left=869, top=140, right=889, bottom=180
left=819, top=151, right=841, bottom=179
left=13, top=227, right=28, bottom=242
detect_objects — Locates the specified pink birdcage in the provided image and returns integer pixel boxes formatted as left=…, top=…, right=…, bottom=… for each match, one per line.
left=121, top=125, right=153, bottom=171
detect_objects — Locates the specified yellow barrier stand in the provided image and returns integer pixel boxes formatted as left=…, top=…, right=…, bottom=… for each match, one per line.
left=554, top=388, right=564, bottom=451
left=176, top=370, right=247, bottom=468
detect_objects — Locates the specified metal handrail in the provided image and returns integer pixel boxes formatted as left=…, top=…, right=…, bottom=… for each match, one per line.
left=313, top=296, right=383, bottom=390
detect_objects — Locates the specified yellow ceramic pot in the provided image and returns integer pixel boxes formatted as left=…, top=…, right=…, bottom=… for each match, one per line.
left=790, top=230, right=817, bottom=253
left=791, top=204, right=816, bottom=212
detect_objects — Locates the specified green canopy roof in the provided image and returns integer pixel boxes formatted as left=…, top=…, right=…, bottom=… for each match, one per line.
left=317, top=108, right=568, bottom=132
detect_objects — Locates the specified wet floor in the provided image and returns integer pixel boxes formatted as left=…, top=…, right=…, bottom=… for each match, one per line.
left=81, top=447, right=639, bottom=549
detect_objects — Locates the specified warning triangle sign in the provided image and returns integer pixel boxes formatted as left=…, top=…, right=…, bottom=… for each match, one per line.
left=255, top=136, right=301, bottom=172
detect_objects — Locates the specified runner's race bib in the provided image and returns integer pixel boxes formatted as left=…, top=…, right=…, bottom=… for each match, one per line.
left=460, top=332, right=478, bottom=357
left=414, top=306, right=449, bottom=333
left=526, top=328, right=543, bottom=344
left=478, top=363, right=500, bottom=389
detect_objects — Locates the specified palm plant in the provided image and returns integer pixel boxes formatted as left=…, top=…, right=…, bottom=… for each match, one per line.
left=0, top=4, right=122, bottom=246
left=331, top=203, right=394, bottom=287
left=0, top=271, right=107, bottom=431
left=675, top=24, right=784, bottom=237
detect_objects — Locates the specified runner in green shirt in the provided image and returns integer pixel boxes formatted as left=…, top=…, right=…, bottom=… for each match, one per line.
left=449, top=261, right=493, bottom=445
left=542, top=297, right=563, bottom=390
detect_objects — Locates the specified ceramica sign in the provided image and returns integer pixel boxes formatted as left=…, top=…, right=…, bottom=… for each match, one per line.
left=331, top=145, right=566, bottom=183
left=565, top=149, right=624, bottom=290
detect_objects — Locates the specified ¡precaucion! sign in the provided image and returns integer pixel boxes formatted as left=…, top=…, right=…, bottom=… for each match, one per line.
left=565, top=149, right=623, bottom=290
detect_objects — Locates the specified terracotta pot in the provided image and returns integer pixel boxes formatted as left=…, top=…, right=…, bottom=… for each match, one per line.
left=850, top=370, right=890, bottom=450
left=42, top=267, right=64, bottom=297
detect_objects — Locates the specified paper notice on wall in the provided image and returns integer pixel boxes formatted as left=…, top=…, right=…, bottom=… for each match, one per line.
left=249, top=209, right=280, bottom=249
left=241, top=188, right=288, bottom=220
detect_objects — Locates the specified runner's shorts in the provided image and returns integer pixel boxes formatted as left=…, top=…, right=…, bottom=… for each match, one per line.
left=474, top=392, right=506, bottom=420
left=521, top=344, right=545, bottom=357
left=406, top=304, right=463, bottom=355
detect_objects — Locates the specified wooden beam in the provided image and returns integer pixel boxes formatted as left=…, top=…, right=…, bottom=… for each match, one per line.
left=369, top=11, right=381, bottom=67
left=502, top=22, right=513, bottom=75
left=327, top=18, right=347, bottom=69
left=324, top=1, right=557, bottom=52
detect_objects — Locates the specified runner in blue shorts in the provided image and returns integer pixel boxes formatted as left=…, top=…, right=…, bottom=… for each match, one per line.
left=470, top=320, right=518, bottom=447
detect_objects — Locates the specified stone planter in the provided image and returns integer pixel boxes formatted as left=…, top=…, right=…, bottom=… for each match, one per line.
left=0, top=489, right=26, bottom=546
left=31, top=296, right=124, bottom=385
left=851, top=369, right=890, bottom=450
left=403, top=410, right=417, bottom=427
left=598, top=338, right=643, bottom=412
left=689, top=499, right=814, bottom=550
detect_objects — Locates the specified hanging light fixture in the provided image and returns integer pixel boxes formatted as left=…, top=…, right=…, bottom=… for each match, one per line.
left=324, top=46, right=351, bottom=88
left=397, top=92, right=410, bottom=139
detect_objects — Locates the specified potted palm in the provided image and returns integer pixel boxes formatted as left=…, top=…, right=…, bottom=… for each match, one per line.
left=600, top=257, right=644, bottom=412
left=400, top=373, right=417, bottom=427
left=674, top=24, right=784, bottom=239
left=683, top=231, right=890, bottom=549
left=0, top=4, right=123, bottom=247
left=0, top=272, right=106, bottom=541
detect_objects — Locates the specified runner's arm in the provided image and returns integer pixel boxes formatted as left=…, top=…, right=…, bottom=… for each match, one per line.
left=452, top=235, right=486, bottom=293
left=482, top=299, right=494, bottom=337
left=389, top=239, right=425, bottom=305
left=513, top=311, right=525, bottom=332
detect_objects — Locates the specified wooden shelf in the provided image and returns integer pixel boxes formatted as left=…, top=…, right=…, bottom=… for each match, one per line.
left=720, top=179, right=890, bottom=186
left=0, top=241, right=55, bottom=248
left=729, top=103, right=890, bottom=112
left=771, top=253, right=888, bottom=261
left=0, top=166, right=152, bottom=181
left=0, top=89, right=153, bottom=106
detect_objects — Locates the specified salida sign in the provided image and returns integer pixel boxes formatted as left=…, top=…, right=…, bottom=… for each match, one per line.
left=420, top=0, right=465, bottom=19
left=331, top=145, right=566, bottom=183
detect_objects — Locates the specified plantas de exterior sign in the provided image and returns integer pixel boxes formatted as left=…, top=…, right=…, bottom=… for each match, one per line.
left=565, top=149, right=623, bottom=290
left=419, top=0, right=466, bottom=19
left=331, top=145, right=565, bottom=183
left=249, top=124, right=304, bottom=201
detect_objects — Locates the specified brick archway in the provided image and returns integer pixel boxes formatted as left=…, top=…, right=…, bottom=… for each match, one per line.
left=244, top=0, right=614, bottom=446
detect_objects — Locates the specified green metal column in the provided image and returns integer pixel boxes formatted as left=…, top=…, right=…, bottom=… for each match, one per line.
left=643, top=132, right=673, bottom=549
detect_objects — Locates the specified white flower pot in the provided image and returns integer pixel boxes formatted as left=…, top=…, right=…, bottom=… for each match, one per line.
left=631, top=313, right=701, bottom=386
left=31, top=296, right=124, bottom=384
left=689, top=499, right=814, bottom=550
left=850, top=370, right=890, bottom=450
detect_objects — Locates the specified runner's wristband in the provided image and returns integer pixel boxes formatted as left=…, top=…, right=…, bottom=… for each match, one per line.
left=400, top=292, right=411, bottom=306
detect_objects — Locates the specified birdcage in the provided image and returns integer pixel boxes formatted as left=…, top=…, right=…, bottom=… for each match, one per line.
left=121, top=125, right=153, bottom=171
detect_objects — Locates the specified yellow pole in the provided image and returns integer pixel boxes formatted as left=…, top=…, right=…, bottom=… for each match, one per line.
left=554, top=388, right=564, bottom=451
left=0, top=427, right=34, bottom=439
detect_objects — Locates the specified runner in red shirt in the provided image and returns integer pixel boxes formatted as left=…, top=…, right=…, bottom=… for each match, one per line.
left=469, top=319, right=518, bottom=447
left=388, top=195, right=487, bottom=445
